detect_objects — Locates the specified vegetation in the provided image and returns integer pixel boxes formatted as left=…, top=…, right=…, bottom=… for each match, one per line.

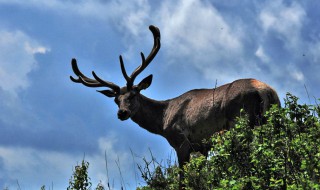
left=7, top=93, right=319, bottom=190
left=137, top=93, right=320, bottom=189
left=66, top=159, right=106, bottom=190
left=67, top=160, right=93, bottom=190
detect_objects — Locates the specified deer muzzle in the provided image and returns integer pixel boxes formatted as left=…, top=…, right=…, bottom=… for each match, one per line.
left=117, top=109, right=131, bottom=121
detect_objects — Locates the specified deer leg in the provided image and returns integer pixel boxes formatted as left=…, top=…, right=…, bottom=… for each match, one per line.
left=176, top=143, right=192, bottom=189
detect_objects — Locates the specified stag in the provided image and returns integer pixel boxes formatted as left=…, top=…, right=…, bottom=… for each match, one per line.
left=70, top=25, right=280, bottom=168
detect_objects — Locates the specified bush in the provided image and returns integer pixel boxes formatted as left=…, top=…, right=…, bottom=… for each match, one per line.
left=67, top=160, right=105, bottom=190
left=138, top=93, right=320, bottom=189
left=137, top=155, right=180, bottom=190
left=67, top=160, right=92, bottom=190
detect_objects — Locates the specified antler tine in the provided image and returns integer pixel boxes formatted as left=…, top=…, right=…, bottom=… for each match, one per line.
left=70, top=58, right=120, bottom=92
left=71, top=58, right=99, bottom=84
left=121, top=25, right=161, bottom=89
left=130, top=25, right=161, bottom=84
left=92, top=71, right=120, bottom=92
left=77, top=75, right=106, bottom=87
left=119, top=55, right=130, bottom=83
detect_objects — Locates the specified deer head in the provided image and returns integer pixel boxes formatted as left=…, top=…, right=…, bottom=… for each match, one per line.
left=70, top=25, right=161, bottom=121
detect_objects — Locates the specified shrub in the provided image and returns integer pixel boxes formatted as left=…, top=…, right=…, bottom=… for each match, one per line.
left=67, top=160, right=105, bottom=190
left=137, top=156, right=180, bottom=190
left=67, top=160, right=92, bottom=190
left=138, top=93, right=320, bottom=189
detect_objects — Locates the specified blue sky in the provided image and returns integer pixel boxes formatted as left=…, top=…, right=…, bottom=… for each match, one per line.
left=0, top=0, right=319, bottom=189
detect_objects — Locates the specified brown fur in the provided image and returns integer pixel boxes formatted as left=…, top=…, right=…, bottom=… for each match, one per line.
left=129, top=78, right=280, bottom=166
left=70, top=26, right=280, bottom=168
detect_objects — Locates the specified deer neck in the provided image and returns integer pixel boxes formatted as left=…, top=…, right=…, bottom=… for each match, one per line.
left=130, top=95, right=168, bottom=135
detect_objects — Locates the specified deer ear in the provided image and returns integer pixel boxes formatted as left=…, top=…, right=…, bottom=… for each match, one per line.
left=137, top=74, right=153, bottom=91
left=97, top=90, right=117, bottom=97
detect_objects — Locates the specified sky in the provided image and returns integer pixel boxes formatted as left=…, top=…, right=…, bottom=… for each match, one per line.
left=0, top=0, right=319, bottom=189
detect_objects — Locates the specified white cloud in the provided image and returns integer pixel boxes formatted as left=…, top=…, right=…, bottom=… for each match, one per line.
left=0, top=0, right=243, bottom=81
left=286, top=63, right=305, bottom=82
left=260, top=1, right=305, bottom=33
left=0, top=0, right=105, bottom=20
left=97, top=0, right=242, bottom=71
left=160, top=0, right=241, bottom=56
left=0, top=30, right=49, bottom=95
left=255, top=45, right=270, bottom=63
left=116, top=0, right=151, bottom=36
left=291, top=70, right=304, bottom=81
left=0, top=146, right=74, bottom=189
left=154, top=0, right=243, bottom=83
left=308, top=41, right=320, bottom=64
left=0, top=135, right=133, bottom=189
left=0, top=0, right=150, bottom=25
left=92, top=136, right=132, bottom=185
left=259, top=1, right=306, bottom=49
left=24, top=42, right=49, bottom=54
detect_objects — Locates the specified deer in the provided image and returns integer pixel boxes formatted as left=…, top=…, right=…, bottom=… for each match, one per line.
left=70, top=25, right=280, bottom=169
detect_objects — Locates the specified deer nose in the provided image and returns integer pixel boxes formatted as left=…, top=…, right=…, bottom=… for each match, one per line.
left=117, top=109, right=130, bottom=120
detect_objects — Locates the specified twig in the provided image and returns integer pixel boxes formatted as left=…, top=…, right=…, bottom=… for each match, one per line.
left=130, top=148, right=138, bottom=188
left=148, top=148, right=157, bottom=170
left=17, top=180, right=21, bottom=190
left=304, top=84, right=311, bottom=105
left=115, top=156, right=126, bottom=190
left=105, top=151, right=111, bottom=190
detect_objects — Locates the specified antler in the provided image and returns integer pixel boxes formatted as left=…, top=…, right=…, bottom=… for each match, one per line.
left=70, top=58, right=120, bottom=93
left=120, top=25, right=161, bottom=90
left=70, top=25, right=160, bottom=93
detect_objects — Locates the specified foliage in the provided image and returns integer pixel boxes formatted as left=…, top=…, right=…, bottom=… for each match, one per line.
left=138, top=93, right=320, bottom=189
left=136, top=155, right=180, bottom=190
left=6, top=93, right=318, bottom=190
left=67, top=160, right=106, bottom=190
left=67, top=160, right=92, bottom=190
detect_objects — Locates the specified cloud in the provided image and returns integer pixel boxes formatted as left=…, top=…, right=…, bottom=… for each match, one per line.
left=159, top=0, right=242, bottom=55
left=255, top=46, right=270, bottom=63
left=308, top=41, right=320, bottom=65
left=0, top=30, right=49, bottom=95
left=285, top=63, right=304, bottom=82
left=256, top=1, right=310, bottom=85
left=90, top=136, right=134, bottom=188
left=259, top=1, right=306, bottom=50
left=0, top=0, right=311, bottom=91
left=0, top=145, right=74, bottom=189
left=86, top=0, right=242, bottom=69
left=0, top=0, right=150, bottom=24
left=114, top=0, right=151, bottom=36
left=259, top=1, right=305, bottom=34
left=0, top=30, right=50, bottom=137
left=103, top=0, right=309, bottom=91
left=291, top=70, right=304, bottom=81
left=0, top=135, right=133, bottom=189
left=151, top=0, right=243, bottom=83
left=0, top=0, right=245, bottom=86
left=146, top=0, right=310, bottom=88
left=0, top=1, right=319, bottom=188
